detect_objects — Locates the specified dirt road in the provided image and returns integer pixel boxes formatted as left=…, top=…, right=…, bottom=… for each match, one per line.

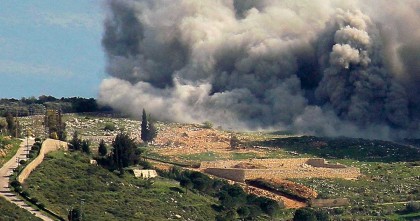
left=0, top=138, right=54, bottom=221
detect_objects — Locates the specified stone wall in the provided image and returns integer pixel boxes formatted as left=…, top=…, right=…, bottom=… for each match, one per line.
left=243, top=167, right=360, bottom=180
left=18, top=139, right=68, bottom=183
left=306, top=159, right=347, bottom=168
left=202, top=158, right=360, bottom=182
left=200, top=158, right=310, bottom=169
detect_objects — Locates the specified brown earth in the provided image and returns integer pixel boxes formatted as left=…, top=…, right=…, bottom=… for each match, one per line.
left=261, top=178, right=318, bottom=200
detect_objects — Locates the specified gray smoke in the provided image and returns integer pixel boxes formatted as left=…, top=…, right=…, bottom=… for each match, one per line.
left=99, top=0, right=420, bottom=139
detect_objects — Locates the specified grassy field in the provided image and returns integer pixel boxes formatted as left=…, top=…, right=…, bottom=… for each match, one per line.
left=23, top=151, right=218, bottom=221
left=0, top=196, right=42, bottom=221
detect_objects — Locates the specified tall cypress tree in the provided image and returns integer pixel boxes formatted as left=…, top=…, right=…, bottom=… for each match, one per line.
left=141, top=109, right=158, bottom=143
left=141, top=109, right=148, bottom=142
left=146, top=115, right=157, bottom=142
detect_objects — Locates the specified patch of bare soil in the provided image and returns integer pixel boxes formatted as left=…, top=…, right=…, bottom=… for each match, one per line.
left=245, top=185, right=306, bottom=209
left=265, top=178, right=318, bottom=200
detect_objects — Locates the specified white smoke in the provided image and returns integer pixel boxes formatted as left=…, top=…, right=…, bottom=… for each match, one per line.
left=99, top=0, right=420, bottom=139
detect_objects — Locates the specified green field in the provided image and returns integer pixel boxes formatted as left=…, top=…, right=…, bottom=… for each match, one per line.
left=22, top=151, right=218, bottom=221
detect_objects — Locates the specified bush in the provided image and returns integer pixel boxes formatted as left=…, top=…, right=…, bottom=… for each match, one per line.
left=30, top=197, right=38, bottom=204
left=103, top=122, right=116, bottom=131
left=37, top=203, right=45, bottom=210
left=138, top=159, right=153, bottom=169
left=202, top=121, right=213, bottom=129
left=405, top=201, right=420, bottom=213
left=10, top=180, right=21, bottom=188
left=14, top=186, right=22, bottom=193
left=21, top=191, right=30, bottom=198
left=293, top=208, right=317, bottom=221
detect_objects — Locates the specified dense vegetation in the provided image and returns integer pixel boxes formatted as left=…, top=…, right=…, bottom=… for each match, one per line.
left=23, top=151, right=218, bottom=221
left=0, top=96, right=111, bottom=116
left=160, top=167, right=284, bottom=220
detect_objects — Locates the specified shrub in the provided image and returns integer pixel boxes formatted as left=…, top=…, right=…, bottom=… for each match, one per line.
left=21, top=191, right=30, bottom=198
left=30, top=197, right=38, bottom=204
left=14, top=186, right=22, bottom=193
left=293, top=208, right=317, bottom=221
left=405, top=201, right=420, bottom=213
left=103, top=122, right=116, bottom=131
left=10, top=180, right=21, bottom=188
left=37, top=203, right=45, bottom=210
left=202, top=121, right=213, bottom=129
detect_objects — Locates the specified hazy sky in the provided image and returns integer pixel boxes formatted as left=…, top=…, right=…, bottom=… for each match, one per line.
left=0, top=1, right=105, bottom=98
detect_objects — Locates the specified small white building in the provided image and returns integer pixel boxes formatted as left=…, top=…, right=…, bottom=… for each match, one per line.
left=132, top=169, right=158, bottom=179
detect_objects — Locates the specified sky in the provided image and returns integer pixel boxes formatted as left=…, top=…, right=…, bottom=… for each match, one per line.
left=0, top=1, right=105, bottom=99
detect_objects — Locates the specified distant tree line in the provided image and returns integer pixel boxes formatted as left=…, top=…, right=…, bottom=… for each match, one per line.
left=0, top=96, right=112, bottom=116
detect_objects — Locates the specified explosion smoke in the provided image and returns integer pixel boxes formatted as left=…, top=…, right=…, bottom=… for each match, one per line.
left=99, top=0, right=420, bottom=139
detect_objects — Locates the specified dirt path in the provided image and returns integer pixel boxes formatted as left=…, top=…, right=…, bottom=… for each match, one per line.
left=0, top=138, right=55, bottom=221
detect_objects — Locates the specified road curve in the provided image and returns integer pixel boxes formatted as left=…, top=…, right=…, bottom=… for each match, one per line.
left=0, top=138, right=54, bottom=221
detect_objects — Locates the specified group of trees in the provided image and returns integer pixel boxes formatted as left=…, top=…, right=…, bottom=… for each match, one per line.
left=160, top=168, right=283, bottom=220
left=110, top=133, right=142, bottom=172
left=68, top=109, right=158, bottom=175
left=0, top=112, right=21, bottom=137
left=0, top=96, right=112, bottom=114
left=68, top=131, right=90, bottom=154
left=44, top=109, right=66, bottom=141
left=293, top=208, right=330, bottom=221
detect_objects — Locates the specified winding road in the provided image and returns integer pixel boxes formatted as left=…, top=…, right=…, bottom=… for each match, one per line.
left=0, top=138, right=54, bottom=221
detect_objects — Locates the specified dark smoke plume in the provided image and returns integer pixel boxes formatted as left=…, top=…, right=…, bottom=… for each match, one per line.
left=99, top=0, right=420, bottom=139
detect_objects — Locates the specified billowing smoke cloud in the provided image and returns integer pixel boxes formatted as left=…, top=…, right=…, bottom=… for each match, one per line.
left=99, top=0, right=420, bottom=139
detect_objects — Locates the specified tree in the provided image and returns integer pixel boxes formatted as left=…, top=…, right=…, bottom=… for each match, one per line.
left=81, top=140, right=90, bottom=154
left=111, top=132, right=140, bottom=172
left=98, top=139, right=107, bottom=156
left=69, top=131, right=82, bottom=150
left=44, top=109, right=66, bottom=141
left=141, top=109, right=158, bottom=143
left=230, top=134, right=240, bottom=149
left=5, top=112, right=17, bottom=137
left=146, top=116, right=157, bottom=142
left=293, top=208, right=317, bottom=221
left=0, top=119, right=7, bottom=135
left=68, top=208, right=81, bottom=221
left=141, top=109, right=148, bottom=142
left=180, top=178, right=193, bottom=194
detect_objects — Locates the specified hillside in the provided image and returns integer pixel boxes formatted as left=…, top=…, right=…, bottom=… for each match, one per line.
left=23, top=151, right=218, bottom=221
left=0, top=196, right=42, bottom=221
left=10, top=114, right=420, bottom=220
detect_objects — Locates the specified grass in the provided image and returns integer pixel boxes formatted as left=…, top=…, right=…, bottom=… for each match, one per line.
left=0, top=196, right=42, bottom=221
left=254, top=136, right=420, bottom=162
left=0, top=136, right=21, bottom=167
left=178, top=151, right=224, bottom=162
left=23, top=151, right=218, bottom=221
